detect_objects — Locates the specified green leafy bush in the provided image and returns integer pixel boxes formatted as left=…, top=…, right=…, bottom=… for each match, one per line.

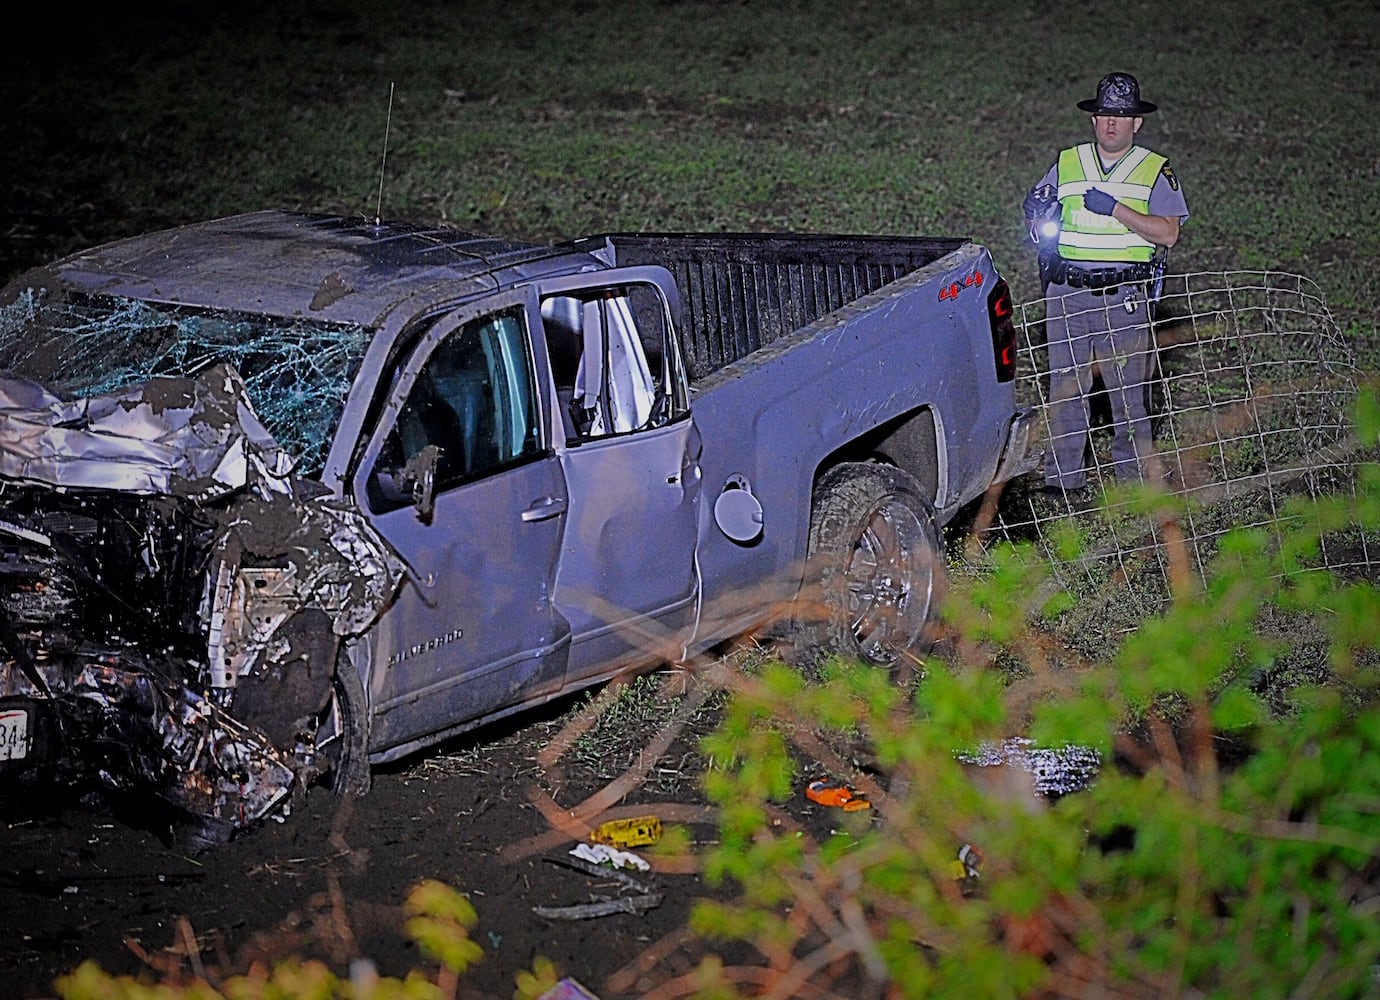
left=691, top=397, right=1380, bottom=998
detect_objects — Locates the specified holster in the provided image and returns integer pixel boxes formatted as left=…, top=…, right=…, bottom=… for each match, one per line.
left=1037, top=251, right=1062, bottom=291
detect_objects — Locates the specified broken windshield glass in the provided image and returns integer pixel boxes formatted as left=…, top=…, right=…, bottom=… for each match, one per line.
left=0, top=286, right=372, bottom=476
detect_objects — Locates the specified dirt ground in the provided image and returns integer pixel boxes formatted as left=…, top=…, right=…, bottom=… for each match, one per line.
left=0, top=665, right=832, bottom=1000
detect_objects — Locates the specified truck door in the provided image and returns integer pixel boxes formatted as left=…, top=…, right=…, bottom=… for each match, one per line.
left=352, top=292, right=571, bottom=752
left=537, top=271, right=702, bottom=681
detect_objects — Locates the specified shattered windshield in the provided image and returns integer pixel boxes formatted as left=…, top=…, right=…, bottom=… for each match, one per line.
left=0, top=287, right=372, bottom=477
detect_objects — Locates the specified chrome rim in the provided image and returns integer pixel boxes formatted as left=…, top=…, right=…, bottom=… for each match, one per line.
left=844, top=498, right=935, bottom=663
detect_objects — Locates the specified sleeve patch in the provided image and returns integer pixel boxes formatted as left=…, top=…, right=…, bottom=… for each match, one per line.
left=1161, top=163, right=1179, bottom=191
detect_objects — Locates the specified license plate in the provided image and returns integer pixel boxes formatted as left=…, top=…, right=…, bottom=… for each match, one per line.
left=0, top=708, right=29, bottom=761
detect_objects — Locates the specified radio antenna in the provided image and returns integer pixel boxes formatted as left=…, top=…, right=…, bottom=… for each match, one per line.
left=374, top=82, right=395, bottom=226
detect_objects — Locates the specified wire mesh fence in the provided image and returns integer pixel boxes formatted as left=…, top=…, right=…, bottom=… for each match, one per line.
left=988, top=270, right=1377, bottom=637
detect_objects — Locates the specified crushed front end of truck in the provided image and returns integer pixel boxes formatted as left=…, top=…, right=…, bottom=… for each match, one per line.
left=0, top=281, right=399, bottom=844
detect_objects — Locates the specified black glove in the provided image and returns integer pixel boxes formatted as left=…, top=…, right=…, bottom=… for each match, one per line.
left=1083, top=188, right=1118, bottom=216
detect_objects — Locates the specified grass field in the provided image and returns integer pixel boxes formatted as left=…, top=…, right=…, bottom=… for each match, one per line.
left=5, top=0, right=1379, bottom=331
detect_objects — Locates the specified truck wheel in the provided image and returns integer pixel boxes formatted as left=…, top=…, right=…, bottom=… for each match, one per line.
left=234, top=611, right=371, bottom=797
left=323, top=654, right=371, bottom=797
left=803, top=462, right=945, bottom=668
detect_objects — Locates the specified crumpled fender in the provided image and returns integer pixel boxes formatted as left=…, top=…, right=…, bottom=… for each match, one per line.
left=0, top=362, right=405, bottom=841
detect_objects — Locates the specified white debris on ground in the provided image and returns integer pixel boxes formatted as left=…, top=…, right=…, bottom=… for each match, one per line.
left=570, top=842, right=651, bottom=871
left=959, top=737, right=1102, bottom=797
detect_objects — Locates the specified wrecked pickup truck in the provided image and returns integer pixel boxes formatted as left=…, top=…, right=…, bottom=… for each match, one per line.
left=0, top=211, right=1031, bottom=841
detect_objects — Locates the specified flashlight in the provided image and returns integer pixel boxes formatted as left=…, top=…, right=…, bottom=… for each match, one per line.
left=1026, top=184, right=1061, bottom=247
left=1025, top=183, right=1063, bottom=291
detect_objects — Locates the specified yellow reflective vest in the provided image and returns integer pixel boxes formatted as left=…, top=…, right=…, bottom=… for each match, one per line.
left=1056, top=143, right=1166, bottom=263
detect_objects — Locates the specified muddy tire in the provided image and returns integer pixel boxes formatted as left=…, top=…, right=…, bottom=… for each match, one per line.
left=798, top=462, right=945, bottom=669
left=325, top=654, right=371, bottom=797
left=233, top=611, right=370, bottom=797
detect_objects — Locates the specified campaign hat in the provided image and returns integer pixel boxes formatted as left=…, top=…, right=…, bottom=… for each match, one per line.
left=1077, top=72, right=1157, bottom=115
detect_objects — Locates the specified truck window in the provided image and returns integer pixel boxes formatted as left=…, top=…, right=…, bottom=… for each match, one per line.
left=540, top=282, right=685, bottom=441
left=368, top=308, right=542, bottom=511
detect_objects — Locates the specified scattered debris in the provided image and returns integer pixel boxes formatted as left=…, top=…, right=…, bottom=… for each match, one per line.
left=805, top=778, right=871, bottom=811
left=534, top=853, right=663, bottom=921
left=571, top=842, right=650, bottom=872
left=949, top=842, right=984, bottom=881
left=531, top=896, right=663, bottom=921
left=548, top=853, right=650, bottom=893
left=537, top=979, right=601, bottom=1000
left=589, top=814, right=661, bottom=849
left=957, top=738, right=1102, bottom=798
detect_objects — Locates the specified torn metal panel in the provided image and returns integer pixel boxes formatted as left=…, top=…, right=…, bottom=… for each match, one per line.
left=0, top=345, right=403, bottom=839
left=205, top=490, right=407, bottom=687
left=0, top=365, right=292, bottom=498
left=0, top=651, right=297, bottom=835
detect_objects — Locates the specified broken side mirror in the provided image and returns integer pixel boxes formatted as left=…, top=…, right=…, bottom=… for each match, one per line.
left=400, top=444, right=441, bottom=524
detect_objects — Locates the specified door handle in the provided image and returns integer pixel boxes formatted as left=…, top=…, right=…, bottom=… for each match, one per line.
left=521, top=496, right=568, bottom=522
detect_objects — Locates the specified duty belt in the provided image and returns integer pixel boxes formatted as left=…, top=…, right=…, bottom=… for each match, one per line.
left=1047, top=258, right=1152, bottom=290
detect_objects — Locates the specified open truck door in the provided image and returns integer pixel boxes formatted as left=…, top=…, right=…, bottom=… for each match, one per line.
left=536, top=270, right=702, bottom=681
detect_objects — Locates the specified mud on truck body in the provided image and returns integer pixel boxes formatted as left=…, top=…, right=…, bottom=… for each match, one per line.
left=0, top=212, right=1032, bottom=842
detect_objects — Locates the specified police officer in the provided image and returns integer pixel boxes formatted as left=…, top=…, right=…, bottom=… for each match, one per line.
left=1024, top=72, right=1189, bottom=499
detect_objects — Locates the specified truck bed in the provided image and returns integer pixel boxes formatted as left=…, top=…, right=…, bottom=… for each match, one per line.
left=573, top=233, right=969, bottom=380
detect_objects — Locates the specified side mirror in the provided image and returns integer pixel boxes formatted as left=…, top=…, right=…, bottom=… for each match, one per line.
left=401, top=444, right=441, bottom=524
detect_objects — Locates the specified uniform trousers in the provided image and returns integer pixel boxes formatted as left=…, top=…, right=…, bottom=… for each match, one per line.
left=1043, top=280, right=1155, bottom=489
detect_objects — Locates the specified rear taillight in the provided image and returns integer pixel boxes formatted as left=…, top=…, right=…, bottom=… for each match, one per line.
left=987, top=279, right=1017, bottom=383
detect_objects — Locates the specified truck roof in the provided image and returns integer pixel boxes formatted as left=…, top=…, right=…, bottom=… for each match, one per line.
left=34, top=210, right=596, bottom=329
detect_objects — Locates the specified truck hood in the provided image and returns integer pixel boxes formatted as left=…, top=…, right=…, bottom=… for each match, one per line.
left=0, top=364, right=292, bottom=498
left=0, top=281, right=373, bottom=480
